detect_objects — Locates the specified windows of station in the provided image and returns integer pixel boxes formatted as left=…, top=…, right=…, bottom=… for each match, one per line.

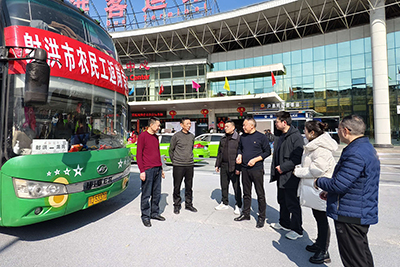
left=135, top=87, right=148, bottom=102
left=159, top=67, right=171, bottom=79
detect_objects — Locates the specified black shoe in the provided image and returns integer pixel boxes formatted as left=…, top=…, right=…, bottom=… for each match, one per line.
left=151, top=215, right=166, bottom=221
left=256, top=218, right=265, bottom=228
left=234, top=214, right=250, bottom=221
left=309, top=251, right=331, bottom=264
left=174, top=206, right=180, bottom=214
left=306, top=243, right=320, bottom=253
left=142, top=219, right=151, bottom=227
left=185, top=206, right=198, bottom=212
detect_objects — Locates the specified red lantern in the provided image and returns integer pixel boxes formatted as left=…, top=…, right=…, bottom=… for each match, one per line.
left=200, top=109, right=209, bottom=118
left=169, top=110, right=177, bottom=119
left=237, top=107, right=246, bottom=116
left=218, top=121, right=225, bottom=130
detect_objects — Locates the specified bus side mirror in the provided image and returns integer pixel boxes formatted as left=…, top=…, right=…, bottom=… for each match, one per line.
left=24, top=48, right=50, bottom=104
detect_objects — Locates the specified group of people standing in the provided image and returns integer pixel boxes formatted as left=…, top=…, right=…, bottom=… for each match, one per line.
left=136, top=113, right=380, bottom=267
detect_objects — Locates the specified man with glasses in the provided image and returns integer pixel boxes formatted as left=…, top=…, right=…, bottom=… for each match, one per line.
left=315, top=114, right=380, bottom=267
left=215, top=120, right=242, bottom=215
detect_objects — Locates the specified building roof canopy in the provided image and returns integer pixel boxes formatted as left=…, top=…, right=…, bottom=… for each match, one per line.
left=112, top=0, right=400, bottom=64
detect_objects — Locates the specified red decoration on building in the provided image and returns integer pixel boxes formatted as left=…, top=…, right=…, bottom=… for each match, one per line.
left=237, top=107, right=246, bottom=116
left=218, top=121, right=225, bottom=130
left=169, top=110, right=177, bottom=119
left=200, top=108, right=209, bottom=118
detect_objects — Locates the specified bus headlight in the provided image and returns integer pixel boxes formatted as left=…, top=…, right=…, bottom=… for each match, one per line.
left=13, top=178, right=68, bottom=199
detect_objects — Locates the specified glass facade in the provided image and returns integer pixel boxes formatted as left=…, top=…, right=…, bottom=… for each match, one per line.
left=127, top=64, right=208, bottom=102
left=210, top=31, right=400, bottom=139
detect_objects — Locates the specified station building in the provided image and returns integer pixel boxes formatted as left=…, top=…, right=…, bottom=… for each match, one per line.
left=111, top=0, right=400, bottom=146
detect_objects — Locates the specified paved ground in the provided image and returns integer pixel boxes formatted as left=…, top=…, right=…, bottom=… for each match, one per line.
left=0, top=146, right=399, bottom=267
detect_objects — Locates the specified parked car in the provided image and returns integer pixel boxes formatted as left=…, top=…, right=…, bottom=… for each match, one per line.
left=194, top=133, right=224, bottom=157
left=128, top=133, right=210, bottom=163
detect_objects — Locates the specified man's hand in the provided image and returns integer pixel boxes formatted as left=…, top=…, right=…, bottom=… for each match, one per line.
left=275, top=165, right=283, bottom=174
left=140, top=172, right=146, bottom=181
left=235, top=170, right=240, bottom=175
left=320, top=191, right=328, bottom=201
left=313, top=178, right=319, bottom=189
left=236, top=154, right=242, bottom=164
left=162, top=171, right=165, bottom=179
left=215, top=167, right=220, bottom=173
left=248, top=158, right=257, bottom=167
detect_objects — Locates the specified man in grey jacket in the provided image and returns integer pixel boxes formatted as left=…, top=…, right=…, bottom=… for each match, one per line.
left=169, top=117, right=197, bottom=214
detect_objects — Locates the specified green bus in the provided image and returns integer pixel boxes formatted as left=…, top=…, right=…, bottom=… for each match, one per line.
left=0, top=0, right=131, bottom=226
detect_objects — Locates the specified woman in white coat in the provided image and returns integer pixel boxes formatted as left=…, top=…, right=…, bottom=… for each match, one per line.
left=294, top=120, right=338, bottom=264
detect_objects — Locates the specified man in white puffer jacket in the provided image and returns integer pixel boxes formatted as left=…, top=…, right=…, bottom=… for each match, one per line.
left=294, top=121, right=338, bottom=265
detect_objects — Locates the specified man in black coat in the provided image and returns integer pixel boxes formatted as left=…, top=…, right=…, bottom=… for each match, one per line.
left=270, top=111, right=304, bottom=240
left=215, top=120, right=242, bottom=215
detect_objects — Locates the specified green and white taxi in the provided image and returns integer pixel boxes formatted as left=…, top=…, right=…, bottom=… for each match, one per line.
left=194, top=133, right=224, bottom=157
left=128, top=133, right=210, bottom=163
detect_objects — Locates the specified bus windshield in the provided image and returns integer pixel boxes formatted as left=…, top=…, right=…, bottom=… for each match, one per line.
left=3, top=0, right=128, bottom=157
left=11, top=75, right=127, bottom=156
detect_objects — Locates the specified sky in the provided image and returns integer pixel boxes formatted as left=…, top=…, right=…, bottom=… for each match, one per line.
left=88, top=0, right=266, bottom=30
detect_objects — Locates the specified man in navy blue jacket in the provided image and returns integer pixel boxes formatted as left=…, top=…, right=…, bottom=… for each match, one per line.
left=315, top=114, right=380, bottom=267
left=235, top=116, right=271, bottom=228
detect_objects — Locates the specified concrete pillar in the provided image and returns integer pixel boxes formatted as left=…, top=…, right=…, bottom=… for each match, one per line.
left=370, top=0, right=393, bottom=147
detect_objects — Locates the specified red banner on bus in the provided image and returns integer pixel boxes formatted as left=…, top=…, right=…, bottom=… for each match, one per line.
left=4, top=25, right=128, bottom=96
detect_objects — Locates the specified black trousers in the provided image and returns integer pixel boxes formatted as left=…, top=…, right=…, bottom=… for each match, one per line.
left=140, top=166, right=162, bottom=220
left=312, top=209, right=330, bottom=251
left=277, top=187, right=303, bottom=235
left=334, top=221, right=374, bottom=267
left=220, top=163, right=242, bottom=207
left=173, top=166, right=194, bottom=207
left=242, top=168, right=266, bottom=219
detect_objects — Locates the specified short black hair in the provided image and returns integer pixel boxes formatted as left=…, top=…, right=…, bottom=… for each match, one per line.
left=275, top=111, right=292, bottom=125
left=244, top=115, right=256, bottom=127
left=148, top=116, right=160, bottom=126
left=180, top=117, right=190, bottom=124
left=225, top=120, right=235, bottom=127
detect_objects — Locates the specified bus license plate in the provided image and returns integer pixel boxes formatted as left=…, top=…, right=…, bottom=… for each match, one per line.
left=88, top=192, right=108, bottom=207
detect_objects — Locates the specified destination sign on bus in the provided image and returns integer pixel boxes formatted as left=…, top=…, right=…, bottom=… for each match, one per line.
left=4, top=26, right=128, bottom=96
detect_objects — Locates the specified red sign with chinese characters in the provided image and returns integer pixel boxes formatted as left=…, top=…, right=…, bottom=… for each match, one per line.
left=5, top=26, right=128, bottom=96
left=132, top=112, right=166, bottom=118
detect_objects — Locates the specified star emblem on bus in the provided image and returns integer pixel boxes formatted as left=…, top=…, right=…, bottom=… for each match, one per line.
left=118, top=159, right=123, bottom=168
left=64, top=168, right=71, bottom=175
left=73, top=165, right=83, bottom=177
